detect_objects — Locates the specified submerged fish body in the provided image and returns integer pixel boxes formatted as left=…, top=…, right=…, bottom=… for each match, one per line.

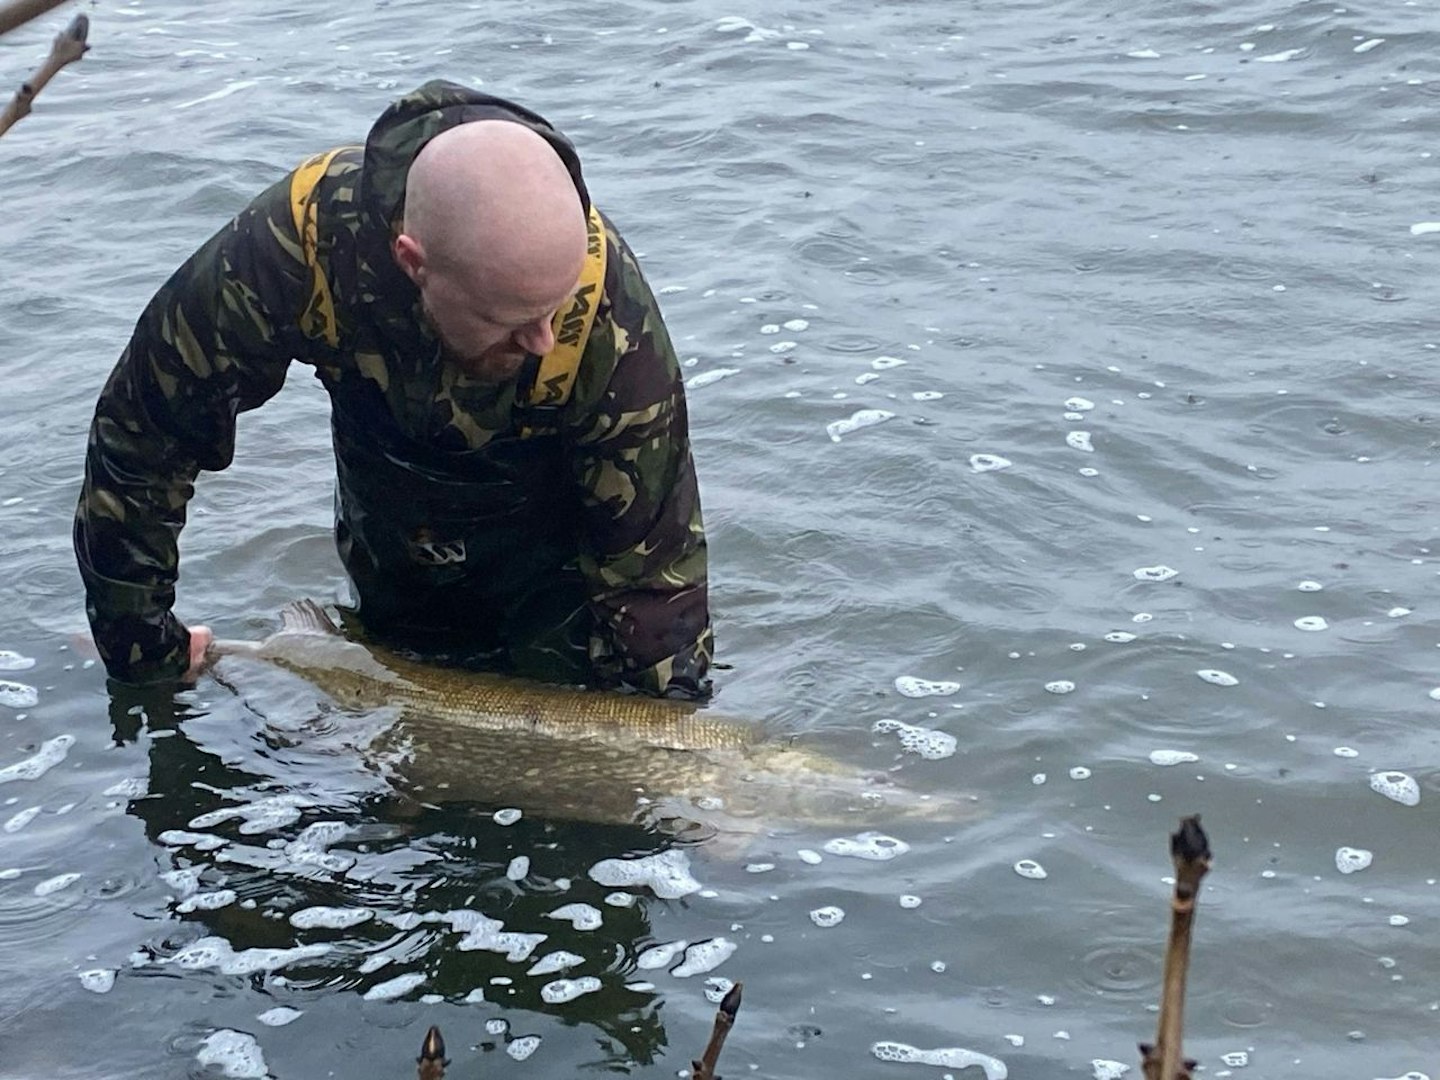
left=212, top=602, right=971, bottom=833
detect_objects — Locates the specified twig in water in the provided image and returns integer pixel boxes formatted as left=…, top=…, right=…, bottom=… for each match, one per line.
left=1139, top=815, right=1211, bottom=1080
left=0, top=0, right=71, bottom=38
left=417, top=1025, right=447, bottom=1080
left=0, top=11, right=89, bottom=138
left=692, top=981, right=743, bottom=1080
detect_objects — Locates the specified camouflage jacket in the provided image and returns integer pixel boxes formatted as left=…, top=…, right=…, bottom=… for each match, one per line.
left=74, top=81, right=712, bottom=697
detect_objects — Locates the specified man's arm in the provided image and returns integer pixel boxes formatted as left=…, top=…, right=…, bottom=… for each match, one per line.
left=74, top=174, right=309, bottom=683
left=569, top=235, right=712, bottom=699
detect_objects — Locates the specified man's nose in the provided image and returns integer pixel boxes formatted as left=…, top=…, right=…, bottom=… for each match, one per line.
left=513, top=316, right=556, bottom=357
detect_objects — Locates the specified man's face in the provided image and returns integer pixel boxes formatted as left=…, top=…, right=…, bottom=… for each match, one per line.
left=418, top=268, right=569, bottom=382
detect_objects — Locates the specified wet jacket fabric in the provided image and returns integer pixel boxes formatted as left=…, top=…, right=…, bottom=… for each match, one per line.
left=74, top=80, right=712, bottom=698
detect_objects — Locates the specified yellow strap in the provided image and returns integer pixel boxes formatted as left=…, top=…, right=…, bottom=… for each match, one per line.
left=288, top=148, right=347, bottom=349
left=524, top=206, right=607, bottom=415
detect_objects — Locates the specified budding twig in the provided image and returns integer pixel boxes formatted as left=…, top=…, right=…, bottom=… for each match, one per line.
left=1139, top=815, right=1211, bottom=1080
left=0, top=10, right=89, bottom=138
left=692, top=981, right=743, bottom=1080
left=416, top=1025, right=447, bottom=1080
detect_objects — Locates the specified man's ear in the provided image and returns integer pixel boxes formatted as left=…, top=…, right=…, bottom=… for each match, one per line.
left=393, top=233, right=425, bottom=286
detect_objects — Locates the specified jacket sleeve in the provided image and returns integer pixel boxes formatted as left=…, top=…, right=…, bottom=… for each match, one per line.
left=74, top=174, right=310, bottom=683
left=568, top=234, right=713, bottom=699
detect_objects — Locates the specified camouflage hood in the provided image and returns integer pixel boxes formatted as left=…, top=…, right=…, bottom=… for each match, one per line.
left=358, top=80, right=591, bottom=243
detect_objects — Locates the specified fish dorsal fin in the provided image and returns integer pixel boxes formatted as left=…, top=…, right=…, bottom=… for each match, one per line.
left=279, top=599, right=343, bottom=636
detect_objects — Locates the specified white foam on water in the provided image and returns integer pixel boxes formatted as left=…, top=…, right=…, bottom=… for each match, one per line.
left=1372, top=1073, right=1430, bottom=1080
left=177, top=889, right=238, bottom=913
left=197, top=1030, right=269, bottom=1079
left=1370, top=771, right=1420, bottom=807
left=1430, top=688, right=1440, bottom=702
left=930, top=960, right=946, bottom=973
left=493, top=808, right=522, bottom=825
left=462, top=988, right=485, bottom=1004
left=1411, top=223, right=1440, bottom=236
left=769, top=341, right=797, bottom=354
left=1014, top=860, right=1048, bottom=880
left=872, top=355, right=906, bottom=370
left=79, top=968, right=116, bottom=993
left=704, top=976, right=734, bottom=1003
left=485, top=1019, right=509, bottom=1036
left=589, top=849, right=701, bottom=899
left=969, top=453, right=1012, bottom=472
left=166, top=935, right=330, bottom=974
left=1065, top=397, right=1095, bottom=411
left=1104, top=631, right=1138, bottom=643
left=1294, top=616, right=1329, bottom=631
left=912, top=391, right=944, bottom=401
left=1133, top=613, right=1153, bottom=623
left=827, top=408, right=894, bottom=442
left=673, top=937, right=737, bottom=977
left=1256, top=48, right=1304, bottom=62
left=0, top=651, right=35, bottom=672
left=872, top=719, right=957, bottom=759
left=447, top=912, right=546, bottom=962
left=364, top=971, right=425, bottom=1001
left=1070, top=766, right=1092, bottom=780
left=687, top=367, right=740, bottom=389
left=1133, top=565, right=1178, bottom=582
left=528, top=950, right=584, bottom=977
left=1298, top=580, right=1323, bottom=591
left=158, top=829, right=227, bottom=851
left=745, top=862, right=775, bottom=873
left=855, top=372, right=881, bottom=386
left=103, top=777, right=148, bottom=798
left=1336, top=847, right=1374, bottom=874
left=4, top=806, right=40, bottom=833
left=637, top=940, right=689, bottom=970
left=1149, top=750, right=1199, bottom=766
left=0, top=680, right=38, bottom=709
left=899, top=895, right=922, bottom=908
left=257, top=1007, right=303, bottom=1026
left=540, top=976, right=601, bottom=1003
left=1032, top=773, right=1047, bottom=785
left=1127, top=49, right=1161, bottom=59
left=1093, top=1060, right=1129, bottom=1079
left=810, top=905, right=845, bottom=928
left=1066, top=431, right=1094, bottom=453
left=190, top=795, right=314, bottom=837
left=506, top=1036, right=542, bottom=1062
left=0, top=736, right=74, bottom=784
left=798, top=849, right=823, bottom=865
left=1045, top=681, right=1075, bottom=695
left=1221, top=1051, right=1249, bottom=1067
left=1354, top=38, right=1385, bottom=52
left=603, top=891, right=635, bottom=907
left=1334, top=747, right=1359, bottom=758
left=33, top=872, right=81, bottom=896
left=823, top=833, right=910, bottom=861
left=871, top=1041, right=1008, bottom=1079
left=894, top=676, right=960, bottom=698
left=1388, top=607, right=1412, bottom=618
left=162, top=868, right=201, bottom=897
left=288, top=906, right=374, bottom=929
left=547, top=903, right=602, bottom=931
left=506, top=855, right=530, bottom=881
left=1197, top=670, right=1239, bottom=687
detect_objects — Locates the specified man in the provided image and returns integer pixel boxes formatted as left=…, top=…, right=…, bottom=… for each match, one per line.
left=74, top=80, right=712, bottom=699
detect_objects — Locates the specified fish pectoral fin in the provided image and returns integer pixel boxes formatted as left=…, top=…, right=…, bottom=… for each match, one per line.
left=278, top=599, right=344, bottom=637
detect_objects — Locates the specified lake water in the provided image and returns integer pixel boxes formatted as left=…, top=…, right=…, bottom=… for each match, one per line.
left=1, top=0, right=1438, bottom=1077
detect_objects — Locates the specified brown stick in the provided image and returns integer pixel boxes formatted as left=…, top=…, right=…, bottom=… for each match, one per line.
left=691, top=981, right=743, bottom=1080
left=1139, top=816, right=1210, bottom=1080
left=0, top=0, right=70, bottom=38
left=0, top=10, right=88, bottom=138
left=416, top=1025, right=447, bottom=1080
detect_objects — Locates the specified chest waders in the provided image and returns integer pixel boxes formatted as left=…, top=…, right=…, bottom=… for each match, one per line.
left=288, top=148, right=608, bottom=679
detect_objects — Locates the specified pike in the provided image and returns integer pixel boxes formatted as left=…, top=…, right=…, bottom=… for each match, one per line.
left=208, top=601, right=974, bottom=835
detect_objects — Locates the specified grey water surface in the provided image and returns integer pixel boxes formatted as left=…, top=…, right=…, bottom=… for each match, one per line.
left=1, top=0, right=1438, bottom=1077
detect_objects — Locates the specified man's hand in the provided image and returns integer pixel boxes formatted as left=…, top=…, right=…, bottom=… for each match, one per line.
left=183, top=624, right=214, bottom=684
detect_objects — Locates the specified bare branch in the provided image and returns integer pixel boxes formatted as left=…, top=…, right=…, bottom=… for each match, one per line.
left=692, top=981, right=743, bottom=1080
left=1140, top=815, right=1211, bottom=1080
left=0, top=0, right=72, bottom=39
left=0, top=10, right=88, bottom=138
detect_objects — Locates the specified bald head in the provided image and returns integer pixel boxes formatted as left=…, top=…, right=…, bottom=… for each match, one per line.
left=393, top=121, right=589, bottom=378
left=401, top=121, right=586, bottom=305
